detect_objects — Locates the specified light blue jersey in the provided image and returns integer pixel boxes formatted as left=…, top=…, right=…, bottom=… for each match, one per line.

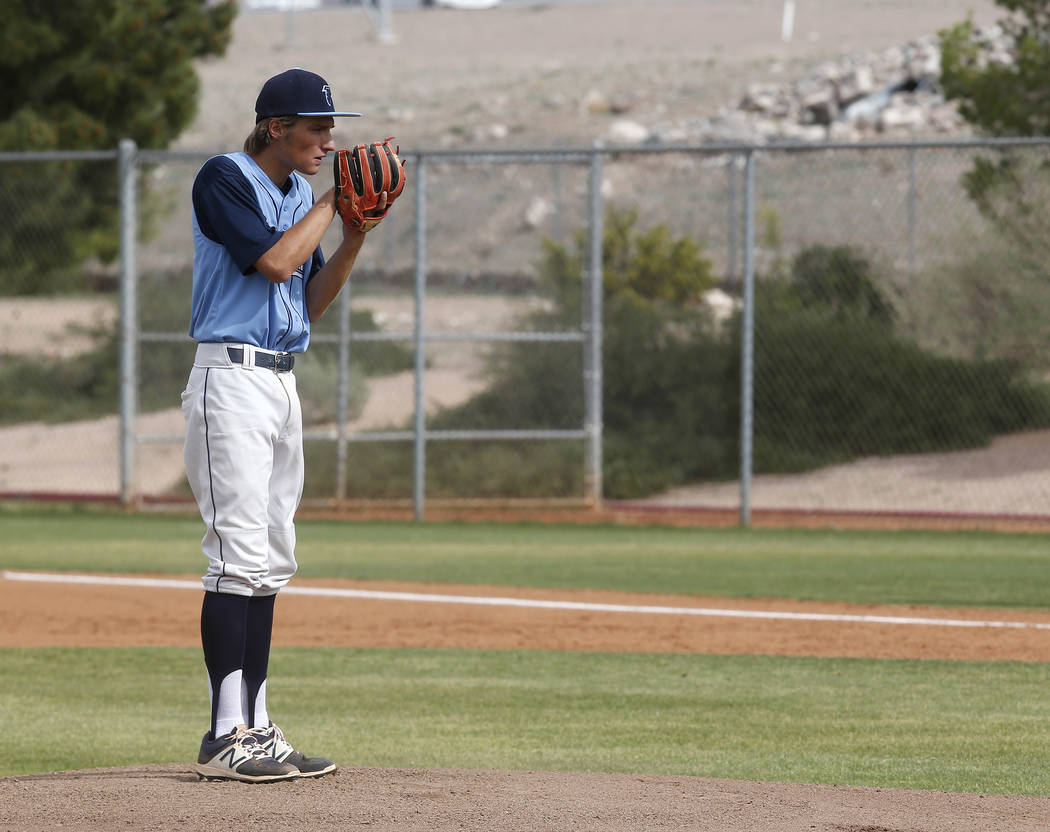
left=189, top=152, right=325, bottom=353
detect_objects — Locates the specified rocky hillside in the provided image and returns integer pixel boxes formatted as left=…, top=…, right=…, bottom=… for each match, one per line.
left=178, top=0, right=1004, bottom=153
left=154, top=1, right=1013, bottom=284
left=708, top=24, right=1015, bottom=145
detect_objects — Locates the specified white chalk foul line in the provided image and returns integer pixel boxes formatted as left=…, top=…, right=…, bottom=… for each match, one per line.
left=4, top=569, right=1050, bottom=631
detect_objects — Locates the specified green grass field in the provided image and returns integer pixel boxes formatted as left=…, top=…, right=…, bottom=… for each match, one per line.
left=2, top=506, right=1049, bottom=794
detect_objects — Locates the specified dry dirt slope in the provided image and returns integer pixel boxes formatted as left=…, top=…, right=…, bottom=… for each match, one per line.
left=179, top=0, right=1003, bottom=152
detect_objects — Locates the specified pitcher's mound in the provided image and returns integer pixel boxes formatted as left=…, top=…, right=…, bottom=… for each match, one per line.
left=3, top=765, right=1048, bottom=831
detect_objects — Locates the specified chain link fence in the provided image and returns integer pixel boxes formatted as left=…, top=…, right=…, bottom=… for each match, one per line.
left=2, top=139, right=1050, bottom=523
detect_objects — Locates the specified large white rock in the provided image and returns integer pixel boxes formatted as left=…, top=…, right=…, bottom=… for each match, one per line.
left=879, top=99, right=926, bottom=131
left=702, top=288, right=739, bottom=325
left=524, top=197, right=552, bottom=229
left=433, top=0, right=502, bottom=8
left=835, top=66, right=875, bottom=107
left=605, top=119, right=651, bottom=145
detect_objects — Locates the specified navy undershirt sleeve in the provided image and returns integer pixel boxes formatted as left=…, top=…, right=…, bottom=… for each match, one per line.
left=192, top=156, right=283, bottom=275
left=308, top=244, right=325, bottom=281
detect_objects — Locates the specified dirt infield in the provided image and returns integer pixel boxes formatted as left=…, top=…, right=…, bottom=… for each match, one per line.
left=4, top=573, right=1050, bottom=662
left=3, top=572, right=1050, bottom=830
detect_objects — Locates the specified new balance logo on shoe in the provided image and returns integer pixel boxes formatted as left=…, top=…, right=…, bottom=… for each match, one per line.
left=195, top=725, right=300, bottom=783
left=217, top=745, right=253, bottom=770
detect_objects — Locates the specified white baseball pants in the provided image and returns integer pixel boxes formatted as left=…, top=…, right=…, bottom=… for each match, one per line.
left=182, top=343, right=304, bottom=596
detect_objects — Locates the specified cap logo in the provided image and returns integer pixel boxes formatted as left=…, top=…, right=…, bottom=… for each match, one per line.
left=322, top=85, right=333, bottom=108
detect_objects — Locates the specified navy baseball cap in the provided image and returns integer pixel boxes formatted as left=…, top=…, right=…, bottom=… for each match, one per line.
left=255, top=68, right=361, bottom=121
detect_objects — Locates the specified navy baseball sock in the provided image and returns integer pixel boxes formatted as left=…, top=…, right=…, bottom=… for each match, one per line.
left=242, top=593, right=276, bottom=729
left=200, top=590, right=250, bottom=738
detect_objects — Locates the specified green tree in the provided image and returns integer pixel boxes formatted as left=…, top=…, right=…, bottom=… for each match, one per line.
left=428, top=206, right=729, bottom=499
left=538, top=206, right=714, bottom=319
left=940, top=1, right=1050, bottom=137
left=0, top=0, right=235, bottom=294
left=939, top=1, right=1050, bottom=370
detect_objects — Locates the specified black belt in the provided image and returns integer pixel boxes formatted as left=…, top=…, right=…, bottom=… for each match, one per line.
left=227, top=347, right=295, bottom=373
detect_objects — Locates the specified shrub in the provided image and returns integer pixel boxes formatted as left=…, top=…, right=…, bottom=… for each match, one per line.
left=748, top=309, right=1050, bottom=472
left=423, top=206, right=725, bottom=499
left=309, top=235, right=1050, bottom=502
left=788, top=244, right=895, bottom=326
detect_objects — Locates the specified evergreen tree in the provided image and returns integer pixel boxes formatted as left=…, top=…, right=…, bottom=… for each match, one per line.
left=0, top=0, right=235, bottom=293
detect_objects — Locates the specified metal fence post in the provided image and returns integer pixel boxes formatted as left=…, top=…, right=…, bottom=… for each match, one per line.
left=583, top=146, right=605, bottom=507
left=727, top=155, right=739, bottom=285
left=739, top=150, right=756, bottom=526
left=361, top=0, right=395, bottom=44
left=118, top=138, right=139, bottom=508
left=554, top=141, right=565, bottom=243
left=907, top=144, right=918, bottom=279
left=335, top=285, right=351, bottom=502
left=413, top=155, right=427, bottom=521
left=376, top=0, right=395, bottom=44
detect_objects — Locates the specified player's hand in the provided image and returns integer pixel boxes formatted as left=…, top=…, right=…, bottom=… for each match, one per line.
left=342, top=190, right=389, bottom=238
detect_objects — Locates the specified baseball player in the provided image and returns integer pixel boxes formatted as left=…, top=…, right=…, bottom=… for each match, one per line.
left=182, top=68, right=396, bottom=782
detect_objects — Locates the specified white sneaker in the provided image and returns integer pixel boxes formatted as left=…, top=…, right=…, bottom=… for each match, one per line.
left=195, top=724, right=301, bottom=783
left=250, top=722, right=337, bottom=778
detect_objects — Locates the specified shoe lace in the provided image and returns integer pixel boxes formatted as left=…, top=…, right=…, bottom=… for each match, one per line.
left=248, top=723, right=297, bottom=760
left=231, top=726, right=270, bottom=759
left=249, top=722, right=286, bottom=744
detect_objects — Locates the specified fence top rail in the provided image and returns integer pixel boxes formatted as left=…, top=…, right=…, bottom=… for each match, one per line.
left=0, top=149, right=119, bottom=162
left=6, top=136, right=1050, bottom=166
left=416, top=136, right=1050, bottom=159
left=743, top=136, right=1050, bottom=154
left=376, top=136, right=1050, bottom=162
left=136, top=148, right=597, bottom=165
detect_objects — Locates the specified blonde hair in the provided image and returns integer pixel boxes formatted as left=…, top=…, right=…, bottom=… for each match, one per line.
left=243, top=116, right=300, bottom=155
